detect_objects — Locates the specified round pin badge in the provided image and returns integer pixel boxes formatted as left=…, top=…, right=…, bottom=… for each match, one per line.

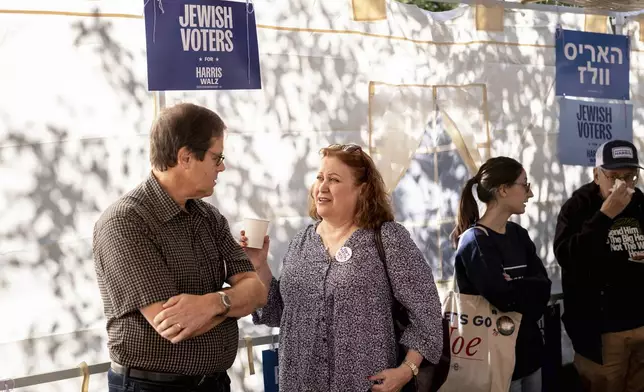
left=334, top=246, right=353, bottom=263
left=496, top=316, right=516, bottom=336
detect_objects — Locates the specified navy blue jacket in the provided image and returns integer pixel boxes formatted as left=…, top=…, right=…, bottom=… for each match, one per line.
left=454, top=222, right=552, bottom=380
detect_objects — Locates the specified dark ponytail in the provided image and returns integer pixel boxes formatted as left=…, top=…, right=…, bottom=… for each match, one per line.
left=451, top=176, right=480, bottom=247
left=450, top=156, right=524, bottom=247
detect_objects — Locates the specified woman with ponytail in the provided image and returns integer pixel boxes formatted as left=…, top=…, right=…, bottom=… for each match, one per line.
left=451, top=157, right=552, bottom=392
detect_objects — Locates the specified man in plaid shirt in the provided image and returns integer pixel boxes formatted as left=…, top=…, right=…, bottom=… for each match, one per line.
left=93, top=103, right=268, bottom=392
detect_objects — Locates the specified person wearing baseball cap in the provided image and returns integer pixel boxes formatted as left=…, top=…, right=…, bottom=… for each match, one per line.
left=595, top=139, right=644, bottom=171
left=554, top=140, right=644, bottom=391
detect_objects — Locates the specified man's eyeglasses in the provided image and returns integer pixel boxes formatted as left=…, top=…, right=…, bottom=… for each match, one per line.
left=195, top=148, right=225, bottom=166
left=601, top=168, right=639, bottom=184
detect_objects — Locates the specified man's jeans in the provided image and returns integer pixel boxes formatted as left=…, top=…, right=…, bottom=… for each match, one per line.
left=107, top=368, right=231, bottom=392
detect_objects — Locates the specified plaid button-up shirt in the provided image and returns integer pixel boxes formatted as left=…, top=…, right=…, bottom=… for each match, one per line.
left=93, top=173, right=254, bottom=375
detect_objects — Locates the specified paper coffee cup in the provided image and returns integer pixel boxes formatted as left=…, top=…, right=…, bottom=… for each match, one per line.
left=243, top=218, right=270, bottom=249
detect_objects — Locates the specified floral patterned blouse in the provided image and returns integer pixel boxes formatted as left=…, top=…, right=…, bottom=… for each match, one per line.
left=253, top=221, right=443, bottom=391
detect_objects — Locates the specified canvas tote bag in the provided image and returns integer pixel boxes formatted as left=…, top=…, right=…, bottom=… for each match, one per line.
left=439, top=226, right=522, bottom=392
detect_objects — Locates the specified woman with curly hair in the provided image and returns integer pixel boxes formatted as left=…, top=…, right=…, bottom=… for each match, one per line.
left=243, top=144, right=444, bottom=392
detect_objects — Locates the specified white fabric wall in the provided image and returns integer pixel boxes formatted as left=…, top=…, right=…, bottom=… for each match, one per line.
left=1, top=1, right=643, bottom=390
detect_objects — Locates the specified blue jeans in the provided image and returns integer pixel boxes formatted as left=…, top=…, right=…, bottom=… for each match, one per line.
left=107, top=368, right=231, bottom=392
left=509, top=368, right=542, bottom=392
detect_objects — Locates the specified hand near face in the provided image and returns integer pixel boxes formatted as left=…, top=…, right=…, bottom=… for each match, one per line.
left=601, top=180, right=632, bottom=219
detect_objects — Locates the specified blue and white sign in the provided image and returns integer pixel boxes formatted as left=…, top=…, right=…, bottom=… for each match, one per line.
left=555, top=29, right=629, bottom=100
left=262, top=349, right=279, bottom=392
left=143, top=0, right=262, bottom=91
left=558, top=98, right=633, bottom=166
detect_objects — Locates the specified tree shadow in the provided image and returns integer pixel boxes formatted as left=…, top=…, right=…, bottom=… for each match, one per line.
left=0, top=2, right=611, bottom=390
left=0, top=7, right=149, bottom=389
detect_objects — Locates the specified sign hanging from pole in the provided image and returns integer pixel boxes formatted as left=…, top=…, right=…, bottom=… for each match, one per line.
left=143, top=0, right=262, bottom=91
left=558, top=98, right=633, bottom=167
left=555, top=29, right=629, bottom=100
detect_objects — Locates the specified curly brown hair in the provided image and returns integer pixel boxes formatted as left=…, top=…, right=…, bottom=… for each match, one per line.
left=308, top=144, right=394, bottom=229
